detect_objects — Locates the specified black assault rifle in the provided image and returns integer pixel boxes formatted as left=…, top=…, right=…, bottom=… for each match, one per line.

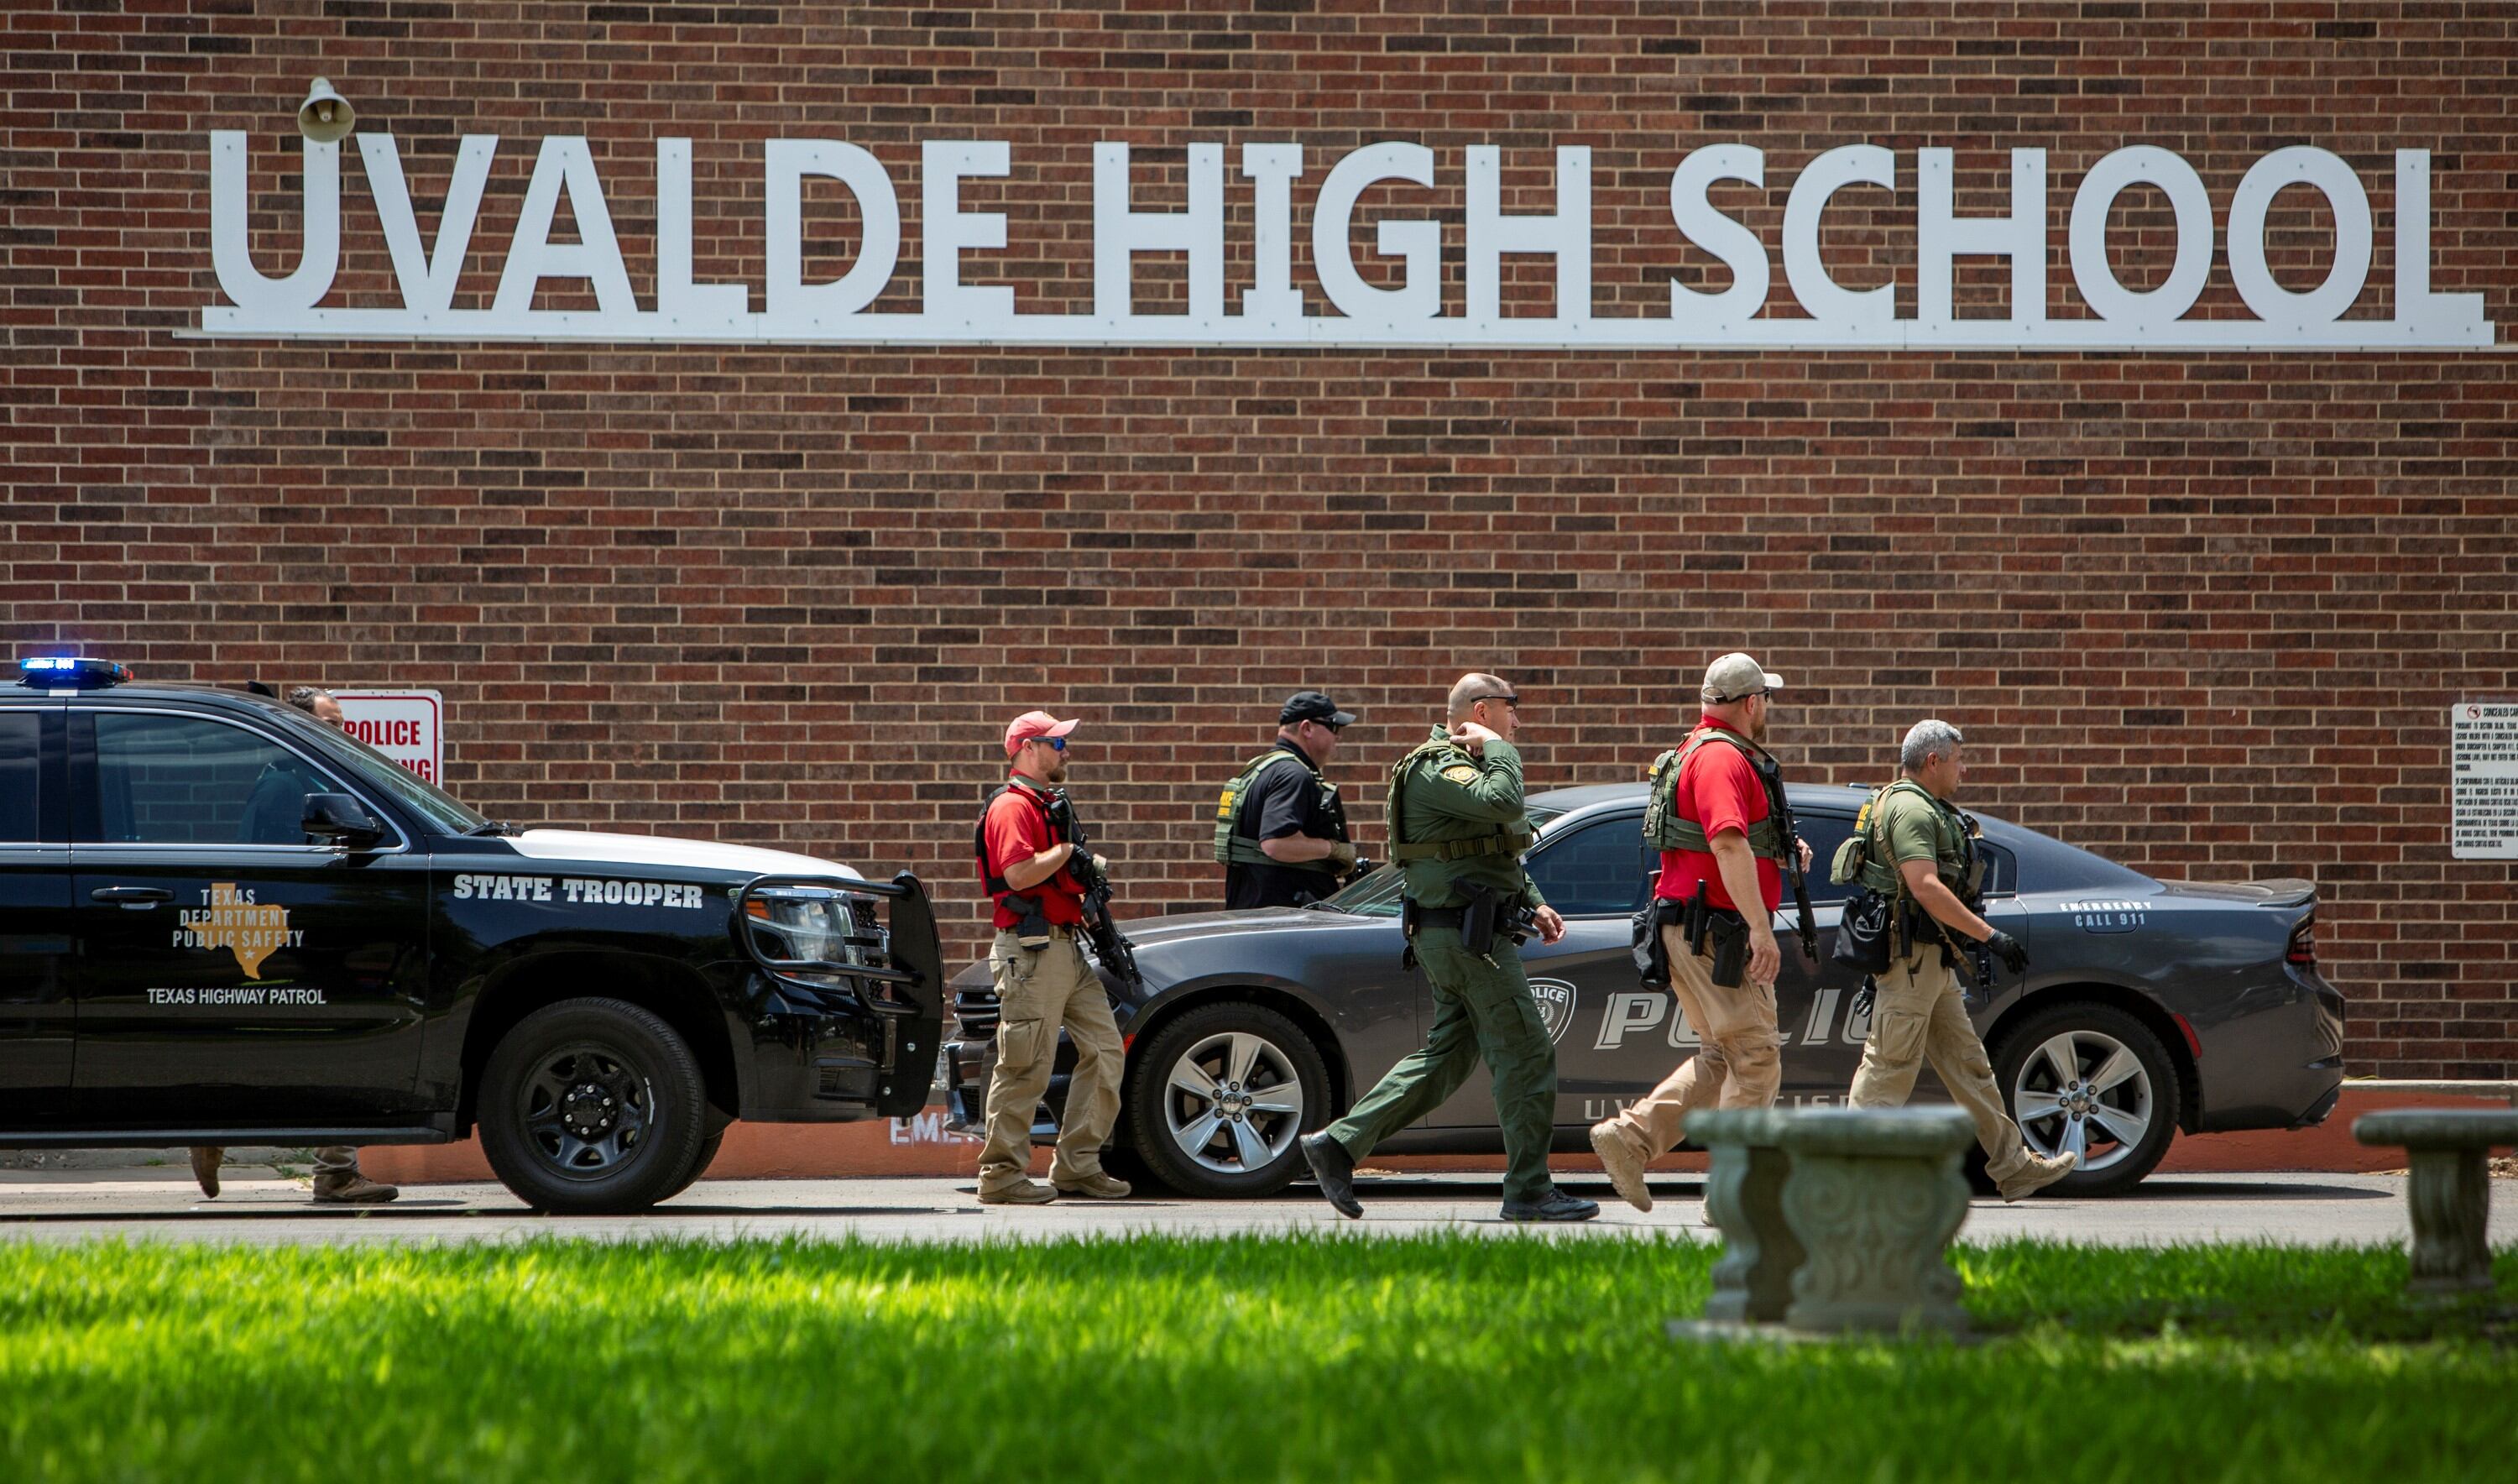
left=1046, top=790, right=1144, bottom=990
left=1762, top=759, right=1820, bottom=963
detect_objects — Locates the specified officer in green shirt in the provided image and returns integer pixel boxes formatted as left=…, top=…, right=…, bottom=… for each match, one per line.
left=1847, top=718, right=2077, bottom=1201
left=1299, top=674, right=1599, bottom=1222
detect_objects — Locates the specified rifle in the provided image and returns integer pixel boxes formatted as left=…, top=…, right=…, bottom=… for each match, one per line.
left=1047, top=790, right=1144, bottom=990
left=1764, top=761, right=1820, bottom=963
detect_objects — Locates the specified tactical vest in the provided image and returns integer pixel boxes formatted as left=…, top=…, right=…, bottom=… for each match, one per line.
left=974, top=781, right=1070, bottom=900
left=1851, top=779, right=1983, bottom=901
left=1642, top=725, right=1789, bottom=859
left=1212, top=747, right=1342, bottom=874
left=1385, top=738, right=1534, bottom=863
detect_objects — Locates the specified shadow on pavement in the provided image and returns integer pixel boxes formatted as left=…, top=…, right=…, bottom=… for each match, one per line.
left=2106, top=1178, right=2395, bottom=1202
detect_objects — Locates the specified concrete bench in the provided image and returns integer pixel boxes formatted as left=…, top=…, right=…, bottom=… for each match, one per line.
left=2352, top=1109, right=2518, bottom=1296
left=1690, top=1105, right=1977, bottom=1335
left=1687, top=1109, right=1799, bottom=1324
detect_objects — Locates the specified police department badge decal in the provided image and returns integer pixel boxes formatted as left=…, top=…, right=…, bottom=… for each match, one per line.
left=1528, top=977, right=1578, bottom=1045
left=175, top=882, right=297, bottom=979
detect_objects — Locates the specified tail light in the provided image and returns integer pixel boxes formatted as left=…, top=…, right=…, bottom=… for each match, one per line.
left=2286, top=915, right=2317, bottom=968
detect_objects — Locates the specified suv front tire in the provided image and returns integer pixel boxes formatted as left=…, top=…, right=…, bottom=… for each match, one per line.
left=478, top=997, right=711, bottom=1214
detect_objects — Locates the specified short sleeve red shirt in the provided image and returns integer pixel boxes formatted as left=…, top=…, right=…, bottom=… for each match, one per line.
left=980, top=778, right=1086, bottom=929
left=1653, top=718, right=1784, bottom=913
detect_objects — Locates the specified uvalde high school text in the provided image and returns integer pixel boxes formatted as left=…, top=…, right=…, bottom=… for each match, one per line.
left=203, top=134, right=2489, bottom=349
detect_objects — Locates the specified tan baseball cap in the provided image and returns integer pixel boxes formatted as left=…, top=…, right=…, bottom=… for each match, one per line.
left=1701, top=653, right=1784, bottom=703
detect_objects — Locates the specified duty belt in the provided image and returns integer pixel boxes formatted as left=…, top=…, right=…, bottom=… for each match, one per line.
left=1407, top=904, right=1469, bottom=929
left=1388, top=831, right=1533, bottom=864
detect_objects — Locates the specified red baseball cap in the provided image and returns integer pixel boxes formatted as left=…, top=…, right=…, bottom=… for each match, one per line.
left=1004, top=709, right=1080, bottom=757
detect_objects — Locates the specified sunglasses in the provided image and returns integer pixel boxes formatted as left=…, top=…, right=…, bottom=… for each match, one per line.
left=1028, top=735, right=1066, bottom=752
left=1466, top=693, right=1520, bottom=709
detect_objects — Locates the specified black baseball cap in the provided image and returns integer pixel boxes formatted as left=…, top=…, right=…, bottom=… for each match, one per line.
left=1281, top=691, right=1357, bottom=728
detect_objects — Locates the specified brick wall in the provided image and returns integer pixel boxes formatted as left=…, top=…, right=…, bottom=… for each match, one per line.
left=3, top=3, right=2512, bottom=1074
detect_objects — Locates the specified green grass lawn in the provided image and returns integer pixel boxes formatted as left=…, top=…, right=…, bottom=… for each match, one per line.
left=2, top=1235, right=2511, bottom=1483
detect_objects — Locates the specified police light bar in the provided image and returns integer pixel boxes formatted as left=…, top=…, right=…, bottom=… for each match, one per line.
left=17, top=656, right=131, bottom=689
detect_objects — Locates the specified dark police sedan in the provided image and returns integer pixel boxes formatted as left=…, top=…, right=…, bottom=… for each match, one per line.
left=944, top=781, right=2345, bottom=1199
left=0, top=658, right=943, bottom=1213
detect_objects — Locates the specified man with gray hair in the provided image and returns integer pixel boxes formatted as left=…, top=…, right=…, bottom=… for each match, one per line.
left=1843, top=719, right=2074, bottom=1201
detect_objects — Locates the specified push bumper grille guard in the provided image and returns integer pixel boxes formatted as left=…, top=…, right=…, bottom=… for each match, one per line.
left=735, top=871, right=946, bottom=1118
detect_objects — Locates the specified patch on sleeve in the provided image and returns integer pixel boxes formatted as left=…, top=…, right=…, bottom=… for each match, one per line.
left=1441, top=765, right=1481, bottom=785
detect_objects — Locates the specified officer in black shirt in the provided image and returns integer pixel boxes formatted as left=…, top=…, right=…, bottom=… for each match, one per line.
left=1217, top=692, right=1360, bottom=910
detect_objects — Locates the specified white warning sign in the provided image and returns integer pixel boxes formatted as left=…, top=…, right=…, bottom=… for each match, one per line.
left=333, top=689, right=445, bottom=786
left=2451, top=702, right=2518, bottom=860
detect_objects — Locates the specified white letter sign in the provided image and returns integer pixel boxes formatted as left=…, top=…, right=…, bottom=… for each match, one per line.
left=196, top=130, right=2494, bottom=352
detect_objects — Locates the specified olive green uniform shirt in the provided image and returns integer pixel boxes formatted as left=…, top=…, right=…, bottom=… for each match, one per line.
left=1392, top=727, right=1548, bottom=912
left=1857, top=780, right=1981, bottom=900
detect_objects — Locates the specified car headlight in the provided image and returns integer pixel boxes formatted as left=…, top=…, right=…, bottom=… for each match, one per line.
left=743, top=886, right=852, bottom=968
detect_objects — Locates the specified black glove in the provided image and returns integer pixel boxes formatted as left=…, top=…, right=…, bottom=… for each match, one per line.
left=1982, top=928, right=2029, bottom=975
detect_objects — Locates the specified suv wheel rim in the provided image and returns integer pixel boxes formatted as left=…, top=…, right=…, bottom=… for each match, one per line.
left=2011, top=1028, right=2153, bottom=1173
left=1162, top=1031, right=1303, bottom=1175
left=521, top=1043, right=653, bottom=1178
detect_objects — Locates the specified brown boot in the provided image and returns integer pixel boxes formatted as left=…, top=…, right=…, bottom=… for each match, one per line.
left=1589, top=1122, right=1653, bottom=1213
left=977, top=1178, right=1058, bottom=1205
left=189, top=1146, right=222, bottom=1199
left=1052, top=1172, right=1133, bottom=1199
left=1998, top=1151, right=2077, bottom=1203
left=311, top=1173, right=400, bottom=1204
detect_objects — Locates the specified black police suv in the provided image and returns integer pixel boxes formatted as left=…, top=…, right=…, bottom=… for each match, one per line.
left=0, top=658, right=943, bottom=1213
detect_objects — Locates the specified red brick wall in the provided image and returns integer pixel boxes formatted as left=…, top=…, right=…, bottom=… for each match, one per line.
left=3, top=3, right=2512, bottom=1075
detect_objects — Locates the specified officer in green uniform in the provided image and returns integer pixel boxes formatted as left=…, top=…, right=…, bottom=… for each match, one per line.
left=1845, top=718, right=2077, bottom=1201
left=1299, top=674, right=1599, bottom=1222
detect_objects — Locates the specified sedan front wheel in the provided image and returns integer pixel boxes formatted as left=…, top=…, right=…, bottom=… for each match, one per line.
left=1124, top=1000, right=1330, bottom=1199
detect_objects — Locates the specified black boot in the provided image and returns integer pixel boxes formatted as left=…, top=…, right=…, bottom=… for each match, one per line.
left=1501, top=1186, right=1601, bottom=1223
left=1300, top=1131, right=1363, bottom=1219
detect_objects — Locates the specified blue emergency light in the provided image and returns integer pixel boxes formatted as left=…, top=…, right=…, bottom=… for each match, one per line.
left=16, top=656, right=131, bottom=690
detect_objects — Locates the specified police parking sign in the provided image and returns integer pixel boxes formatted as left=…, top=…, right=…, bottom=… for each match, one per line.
left=332, top=689, right=444, bottom=786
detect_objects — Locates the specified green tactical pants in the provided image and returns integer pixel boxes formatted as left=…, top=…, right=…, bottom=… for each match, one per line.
left=1324, top=927, right=1559, bottom=1204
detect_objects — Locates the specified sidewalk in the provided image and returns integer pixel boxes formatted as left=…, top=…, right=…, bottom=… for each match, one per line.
left=347, top=1081, right=2518, bottom=1186
left=3, top=1171, right=2506, bottom=1251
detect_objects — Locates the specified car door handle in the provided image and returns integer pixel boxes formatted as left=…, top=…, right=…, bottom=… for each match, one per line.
left=91, top=886, right=175, bottom=907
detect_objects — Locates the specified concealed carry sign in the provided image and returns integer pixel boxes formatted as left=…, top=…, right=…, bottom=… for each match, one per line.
left=2452, top=703, right=2518, bottom=860
left=334, top=688, right=443, bottom=785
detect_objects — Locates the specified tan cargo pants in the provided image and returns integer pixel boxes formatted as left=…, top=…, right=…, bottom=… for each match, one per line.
left=1847, top=955, right=2032, bottom=1184
left=1594, top=922, right=1783, bottom=1163
left=975, top=929, right=1126, bottom=1196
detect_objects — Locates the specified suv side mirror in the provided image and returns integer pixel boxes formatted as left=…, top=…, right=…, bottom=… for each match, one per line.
left=301, top=792, right=384, bottom=848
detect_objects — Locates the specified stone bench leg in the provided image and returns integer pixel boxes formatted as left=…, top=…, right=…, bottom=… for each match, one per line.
left=2349, top=1110, right=2518, bottom=1299
left=1691, top=1110, right=1799, bottom=1324
left=1775, top=1108, right=1977, bottom=1335
left=2403, top=1144, right=2494, bottom=1296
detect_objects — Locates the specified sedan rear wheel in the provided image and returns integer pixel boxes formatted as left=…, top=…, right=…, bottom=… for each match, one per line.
left=1990, top=1001, right=2180, bottom=1196
left=1125, top=1001, right=1330, bottom=1199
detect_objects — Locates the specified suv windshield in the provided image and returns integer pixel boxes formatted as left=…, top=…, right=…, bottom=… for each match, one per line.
left=1318, top=806, right=1566, bottom=917
left=268, top=708, right=490, bottom=836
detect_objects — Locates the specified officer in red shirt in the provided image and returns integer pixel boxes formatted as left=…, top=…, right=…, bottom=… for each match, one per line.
left=1587, top=653, right=1811, bottom=1213
left=970, top=710, right=1130, bottom=1205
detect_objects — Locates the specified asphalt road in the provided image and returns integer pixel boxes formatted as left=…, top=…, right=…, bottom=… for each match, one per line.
left=3, top=1168, right=2506, bottom=1249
